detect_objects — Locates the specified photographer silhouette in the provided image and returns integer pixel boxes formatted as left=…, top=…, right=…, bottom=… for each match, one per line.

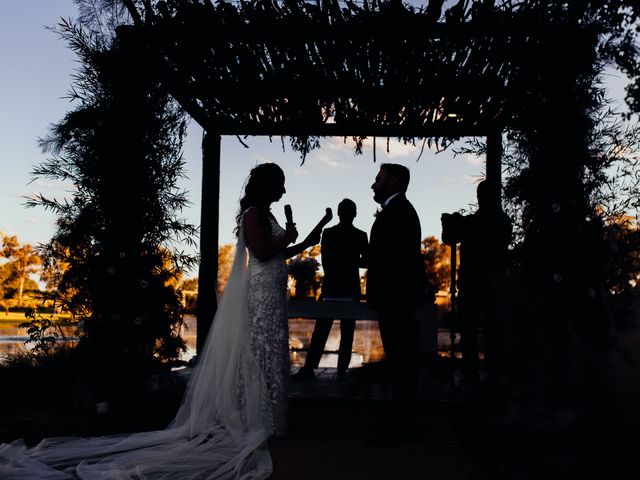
left=441, top=180, right=512, bottom=387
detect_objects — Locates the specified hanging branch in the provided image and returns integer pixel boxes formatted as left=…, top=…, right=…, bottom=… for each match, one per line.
left=372, top=136, right=377, bottom=162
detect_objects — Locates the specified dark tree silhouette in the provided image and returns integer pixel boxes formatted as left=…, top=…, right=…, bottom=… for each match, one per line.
left=466, top=3, right=640, bottom=478
left=28, top=20, right=197, bottom=374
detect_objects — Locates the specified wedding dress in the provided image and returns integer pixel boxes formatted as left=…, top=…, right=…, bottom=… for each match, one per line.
left=0, top=214, right=289, bottom=479
left=246, top=214, right=290, bottom=436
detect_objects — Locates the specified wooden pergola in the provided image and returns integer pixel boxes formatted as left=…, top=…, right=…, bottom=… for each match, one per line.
left=118, top=0, right=595, bottom=350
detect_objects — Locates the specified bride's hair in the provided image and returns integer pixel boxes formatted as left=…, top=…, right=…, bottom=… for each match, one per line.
left=235, top=163, right=285, bottom=237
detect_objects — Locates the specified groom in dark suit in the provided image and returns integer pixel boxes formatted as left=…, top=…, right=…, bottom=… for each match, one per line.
left=367, top=163, right=426, bottom=445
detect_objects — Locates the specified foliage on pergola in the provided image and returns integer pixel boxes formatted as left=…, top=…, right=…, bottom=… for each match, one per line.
left=117, top=0, right=598, bottom=157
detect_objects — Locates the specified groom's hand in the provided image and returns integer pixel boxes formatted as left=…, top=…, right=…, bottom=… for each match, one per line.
left=304, top=229, right=321, bottom=246
left=303, top=208, right=332, bottom=247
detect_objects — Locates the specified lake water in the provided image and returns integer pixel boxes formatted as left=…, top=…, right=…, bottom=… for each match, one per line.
left=0, top=314, right=456, bottom=368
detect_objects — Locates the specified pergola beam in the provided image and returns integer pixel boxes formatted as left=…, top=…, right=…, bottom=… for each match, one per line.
left=148, top=9, right=592, bottom=42
left=205, top=122, right=494, bottom=139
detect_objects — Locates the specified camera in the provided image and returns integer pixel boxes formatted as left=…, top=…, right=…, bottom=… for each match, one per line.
left=440, top=212, right=465, bottom=246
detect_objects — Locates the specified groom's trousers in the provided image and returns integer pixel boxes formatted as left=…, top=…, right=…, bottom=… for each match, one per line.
left=376, top=305, right=420, bottom=430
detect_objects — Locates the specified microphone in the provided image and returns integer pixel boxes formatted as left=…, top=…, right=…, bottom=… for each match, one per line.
left=284, top=204, right=293, bottom=224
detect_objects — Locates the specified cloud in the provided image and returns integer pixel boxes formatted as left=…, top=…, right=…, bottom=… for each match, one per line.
left=468, top=174, right=484, bottom=184
left=463, top=153, right=485, bottom=166
left=251, top=154, right=277, bottom=164
left=18, top=179, right=75, bottom=203
left=314, top=152, right=344, bottom=169
left=323, top=137, right=358, bottom=152
left=22, top=217, right=47, bottom=225
left=441, top=175, right=460, bottom=184
left=291, top=167, right=310, bottom=176
left=440, top=174, right=482, bottom=185
left=320, top=136, right=423, bottom=160
left=31, top=179, right=62, bottom=189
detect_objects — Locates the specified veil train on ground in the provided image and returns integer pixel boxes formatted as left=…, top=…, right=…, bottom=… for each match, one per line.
left=0, top=223, right=274, bottom=480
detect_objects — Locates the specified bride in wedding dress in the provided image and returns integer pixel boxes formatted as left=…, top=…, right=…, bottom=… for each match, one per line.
left=0, top=162, right=329, bottom=479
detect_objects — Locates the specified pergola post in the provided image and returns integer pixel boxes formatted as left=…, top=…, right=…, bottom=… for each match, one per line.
left=486, top=129, right=503, bottom=208
left=484, top=129, right=506, bottom=384
left=196, top=131, right=221, bottom=354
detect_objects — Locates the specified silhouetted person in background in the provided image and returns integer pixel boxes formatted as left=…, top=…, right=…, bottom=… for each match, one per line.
left=441, top=179, right=512, bottom=388
left=293, top=199, right=368, bottom=382
left=367, top=163, right=427, bottom=445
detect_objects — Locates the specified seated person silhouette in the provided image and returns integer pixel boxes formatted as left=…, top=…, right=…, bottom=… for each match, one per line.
left=441, top=180, right=512, bottom=387
left=293, top=199, right=368, bottom=382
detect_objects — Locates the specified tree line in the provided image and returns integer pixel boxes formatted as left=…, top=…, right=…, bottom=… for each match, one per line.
left=0, top=234, right=42, bottom=312
left=182, top=237, right=453, bottom=306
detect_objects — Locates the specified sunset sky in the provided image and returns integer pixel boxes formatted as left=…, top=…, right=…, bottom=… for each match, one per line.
left=1, top=1, right=632, bottom=275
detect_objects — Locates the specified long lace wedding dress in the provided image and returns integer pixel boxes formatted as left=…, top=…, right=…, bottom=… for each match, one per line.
left=0, top=213, right=290, bottom=479
left=246, top=215, right=290, bottom=437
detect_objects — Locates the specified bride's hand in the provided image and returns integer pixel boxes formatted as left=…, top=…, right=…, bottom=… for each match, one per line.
left=284, top=223, right=298, bottom=244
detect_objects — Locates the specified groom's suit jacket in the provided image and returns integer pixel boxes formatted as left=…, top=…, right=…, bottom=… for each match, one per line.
left=366, top=193, right=426, bottom=311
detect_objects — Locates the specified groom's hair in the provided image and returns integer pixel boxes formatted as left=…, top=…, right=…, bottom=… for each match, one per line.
left=380, top=163, right=410, bottom=191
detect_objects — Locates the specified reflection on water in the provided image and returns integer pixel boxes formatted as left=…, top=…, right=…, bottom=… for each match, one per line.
left=0, top=342, right=28, bottom=359
left=178, top=316, right=459, bottom=368
left=179, top=315, right=385, bottom=368
left=289, top=318, right=386, bottom=368
left=1, top=316, right=385, bottom=368
left=0, top=321, right=79, bottom=360
left=179, top=315, right=197, bottom=362
left=0, top=321, right=32, bottom=359
left=2, top=315, right=455, bottom=368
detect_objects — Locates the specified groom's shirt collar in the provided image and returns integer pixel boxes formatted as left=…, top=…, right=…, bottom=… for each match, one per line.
left=382, top=192, right=402, bottom=208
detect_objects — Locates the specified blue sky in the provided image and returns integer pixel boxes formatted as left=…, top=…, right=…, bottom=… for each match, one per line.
left=1, top=1, right=633, bottom=276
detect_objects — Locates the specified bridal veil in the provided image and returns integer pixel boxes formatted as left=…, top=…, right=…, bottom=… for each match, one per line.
left=0, top=224, right=274, bottom=479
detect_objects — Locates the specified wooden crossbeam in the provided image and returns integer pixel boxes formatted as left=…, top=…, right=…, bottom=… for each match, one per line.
left=205, top=121, right=493, bottom=138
